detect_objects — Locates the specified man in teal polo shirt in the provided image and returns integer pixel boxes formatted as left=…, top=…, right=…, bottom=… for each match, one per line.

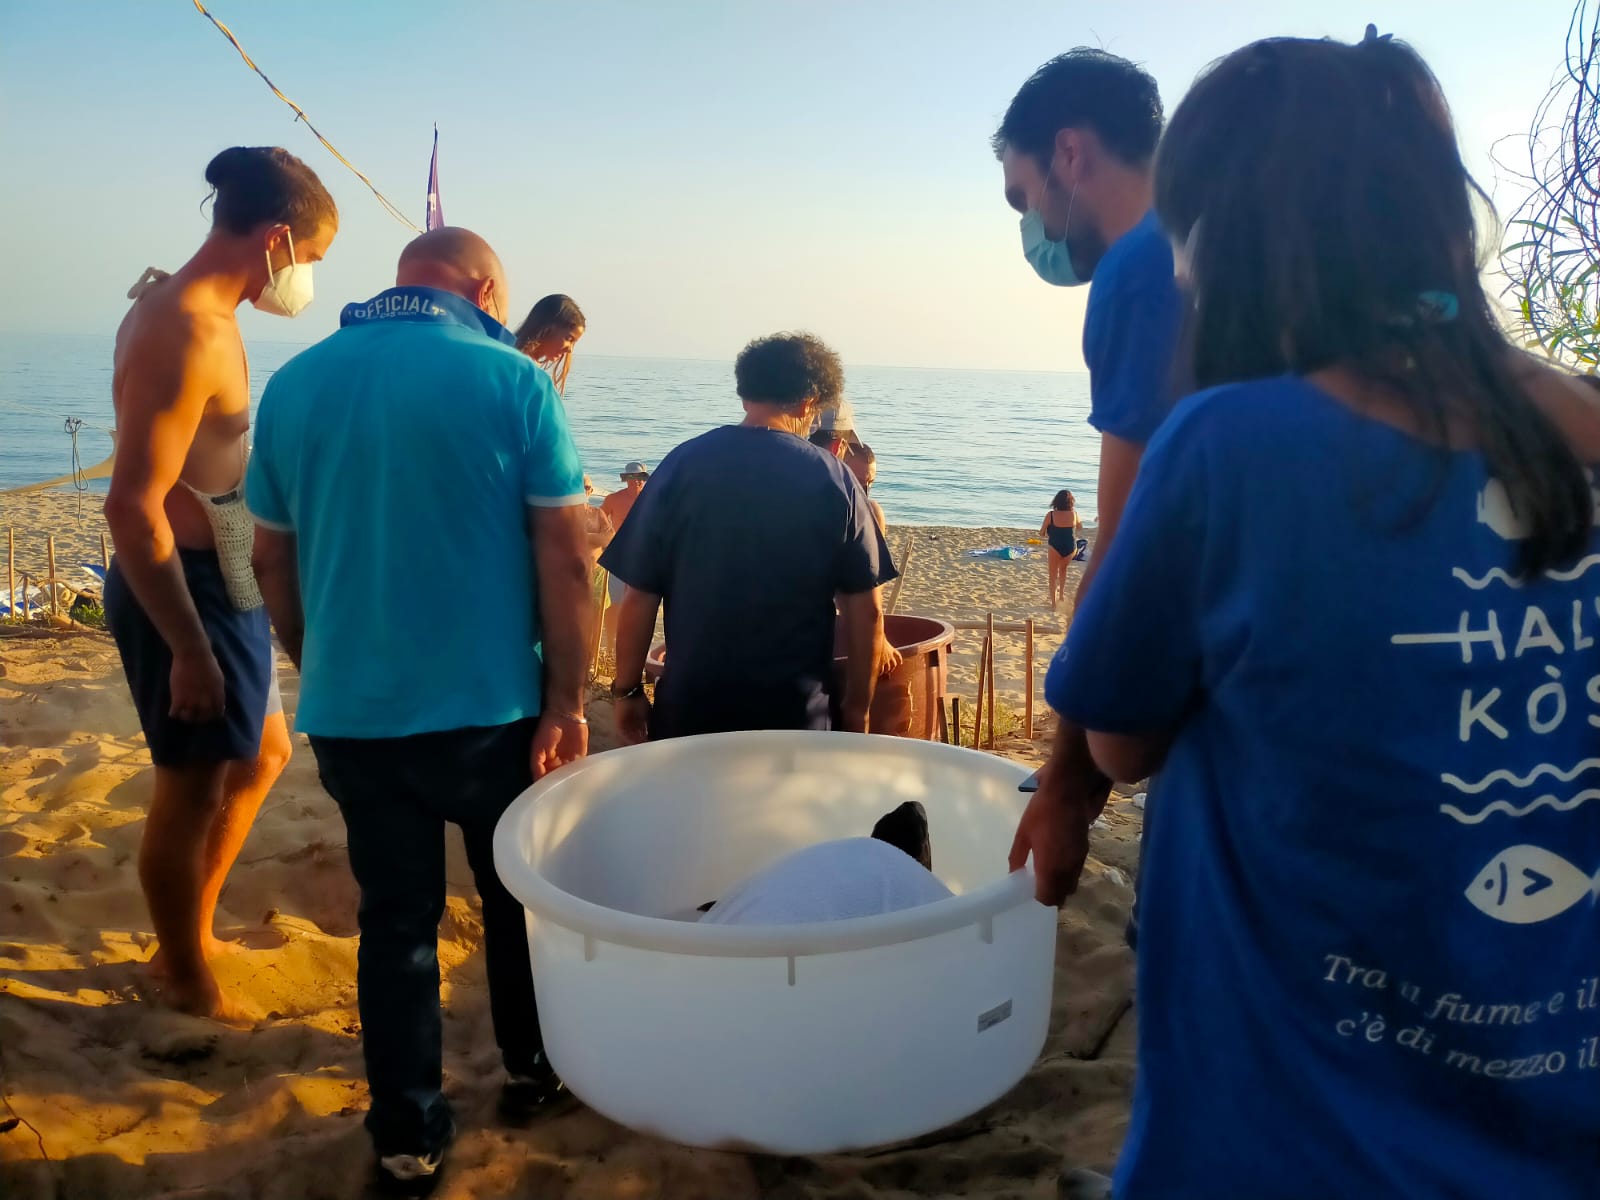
left=247, top=227, right=591, bottom=1192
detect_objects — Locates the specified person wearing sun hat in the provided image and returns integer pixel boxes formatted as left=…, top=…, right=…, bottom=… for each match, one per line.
left=807, top=395, right=861, bottom=458
left=599, top=461, right=651, bottom=653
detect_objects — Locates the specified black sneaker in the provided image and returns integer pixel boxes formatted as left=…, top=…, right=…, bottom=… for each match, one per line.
left=497, top=1054, right=567, bottom=1125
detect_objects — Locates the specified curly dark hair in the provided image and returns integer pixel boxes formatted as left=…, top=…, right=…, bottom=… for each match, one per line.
left=734, top=332, right=844, bottom=412
left=1052, top=489, right=1076, bottom=511
left=993, top=49, right=1163, bottom=169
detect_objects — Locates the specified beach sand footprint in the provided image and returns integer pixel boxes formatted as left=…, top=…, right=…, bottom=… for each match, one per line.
left=1, top=591, right=1139, bottom=1199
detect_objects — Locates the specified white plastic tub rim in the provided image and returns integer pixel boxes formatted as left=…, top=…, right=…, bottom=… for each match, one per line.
left=491, top=730, right=1039, bottom=961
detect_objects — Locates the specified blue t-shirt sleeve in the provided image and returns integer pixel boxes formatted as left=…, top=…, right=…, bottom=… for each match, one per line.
left=519, top=370, right=586, bottom=506
left=1046, top=414, right=1206, bottom=732
left=245, top=385, right=292, bottom=531
left=1083, top=280, right=1183, bottom=446
left=599, top=460, right=673, bottom=594
left=834, top=474, right=899, bottom=594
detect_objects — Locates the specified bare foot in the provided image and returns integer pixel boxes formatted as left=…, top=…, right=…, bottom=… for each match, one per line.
left=147, top=934, right=241, bottom=980
left=150, top=969, right=255, bottom=1027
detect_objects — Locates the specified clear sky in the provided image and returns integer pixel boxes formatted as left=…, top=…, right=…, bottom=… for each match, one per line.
left=0, top=0, right=1573, bottom=371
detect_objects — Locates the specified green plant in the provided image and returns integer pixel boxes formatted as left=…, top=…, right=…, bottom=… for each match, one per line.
left=950, top=696, right=1026, bottom=747
left=1499, top=4, right=1600, bottom=370
left=72, top=604, right=106, bottom=628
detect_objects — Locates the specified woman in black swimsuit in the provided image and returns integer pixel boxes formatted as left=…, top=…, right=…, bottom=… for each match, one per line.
left=1041, top=489, right=1083, bottom=608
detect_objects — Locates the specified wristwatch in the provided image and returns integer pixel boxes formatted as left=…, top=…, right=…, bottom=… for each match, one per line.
left=612, top=680, right=647, bottom=700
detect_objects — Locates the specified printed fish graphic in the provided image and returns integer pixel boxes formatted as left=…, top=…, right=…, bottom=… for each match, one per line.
left=1475, top=480, right=1529, bottom=541
left=1475, top=475, right=1600, bottom=540
left=1466, top=846, right=1600, bottom=925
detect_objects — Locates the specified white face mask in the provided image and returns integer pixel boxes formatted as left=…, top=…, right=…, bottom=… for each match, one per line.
left=253, top=229, right=314, bottom=318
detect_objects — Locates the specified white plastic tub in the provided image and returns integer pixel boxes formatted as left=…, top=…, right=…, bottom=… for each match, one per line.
left=493, top=730, right=1056, bottom=1154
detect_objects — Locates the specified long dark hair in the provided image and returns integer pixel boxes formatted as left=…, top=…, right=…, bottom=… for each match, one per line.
left=1155, top=34, right=1592, bottom=575
left=514, top=294, right=585, bottom=392
left=514, top=294, right=584, bottom=346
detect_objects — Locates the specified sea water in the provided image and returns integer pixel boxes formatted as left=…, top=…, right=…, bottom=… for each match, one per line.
left=0, top=331, right=1101, bottom=526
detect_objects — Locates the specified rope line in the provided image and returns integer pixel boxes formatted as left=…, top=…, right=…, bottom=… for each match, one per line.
left=191, top=0, right=423, bottom=233
left=64, top=418, right=88, bottom=494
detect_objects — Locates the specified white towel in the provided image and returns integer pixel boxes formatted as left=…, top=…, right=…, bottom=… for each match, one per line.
left=701, top=837, right=953, bottom=926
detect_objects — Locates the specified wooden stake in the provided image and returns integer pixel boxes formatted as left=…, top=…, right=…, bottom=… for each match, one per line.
left=7, top=527, right=14, bottom=619
left=973, top=634, right=990, bottom=751
left=884, top=532, right=914, bottom=617
left=46, top=535, right=58, bottom=617
left=100, top=532, right=110, bottom=572
left=985, top=611, right=997, bottom=749
left=936, top=696, right=950, bottom=744
left=952, top=696, right=963, bottom=749
left=1025, top=618, right=1035, bottom=740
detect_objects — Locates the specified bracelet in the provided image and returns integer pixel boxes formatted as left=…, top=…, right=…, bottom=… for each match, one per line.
left=548, top=711, right=588, bottom=726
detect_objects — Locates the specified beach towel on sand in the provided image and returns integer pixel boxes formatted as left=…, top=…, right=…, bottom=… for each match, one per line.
left=966, top=545, right=1032, bottom=560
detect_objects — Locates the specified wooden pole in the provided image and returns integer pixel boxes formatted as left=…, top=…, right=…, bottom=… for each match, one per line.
left=936, top=696, right=950, bottom=744
left=100, top=532, right=110, bottom=572
left=7, top=528, right=14, bottom=619
left=1025, top=618, right=1035, bottom=740
left=986, top=611, right=997, bottom=749
left=951, top=696, right=963, bottom=749
left=884, top=533, right=915, bottom=617
left=951, top=620, right=1031, bottom=633
left=46, top=535, right=58, bottom=618
left=972, top=639, right=987, bottom=751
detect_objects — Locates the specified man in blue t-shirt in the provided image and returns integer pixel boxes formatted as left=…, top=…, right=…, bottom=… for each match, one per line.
left=247, top=228, right=591, bottom=1189
left=991, top=50, right=1183, bottom=915
left=602, top=333, right=897, bottom=741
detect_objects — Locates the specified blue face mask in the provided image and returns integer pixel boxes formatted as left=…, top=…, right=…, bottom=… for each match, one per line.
left=1020, top=177, right=1086, bottom=287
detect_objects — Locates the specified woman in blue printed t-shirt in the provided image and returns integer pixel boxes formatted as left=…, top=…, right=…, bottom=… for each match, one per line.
left=1037, top=32, right=1600, bottom=1200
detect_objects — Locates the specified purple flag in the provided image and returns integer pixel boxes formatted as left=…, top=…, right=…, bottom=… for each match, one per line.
left=425, top=126, right=444, bottom=231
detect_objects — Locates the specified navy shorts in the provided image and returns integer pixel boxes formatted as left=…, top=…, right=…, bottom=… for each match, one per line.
left=105, top=550, right=275, bottom=767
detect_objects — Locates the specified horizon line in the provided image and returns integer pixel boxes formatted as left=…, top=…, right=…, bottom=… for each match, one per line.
left=0, top=330, right=1088, bottom=379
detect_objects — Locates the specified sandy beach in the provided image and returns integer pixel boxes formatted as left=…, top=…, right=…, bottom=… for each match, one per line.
left=1, top=490, right=1141, bottom=1199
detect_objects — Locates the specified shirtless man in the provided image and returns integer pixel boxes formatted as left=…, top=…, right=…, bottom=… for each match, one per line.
left=104, top=147, right=337, bottom=1020
left=599, top=461, right=649, bottom=654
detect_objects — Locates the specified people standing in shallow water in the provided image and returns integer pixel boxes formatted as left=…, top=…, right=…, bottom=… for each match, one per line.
left=1040, top=489, right=1084, bottom=607
left=513, top=293, right=585, bottom=394
left=104, top=145, right=337, bottom=1022
left=1040, top=32, right=1600, bottom=1200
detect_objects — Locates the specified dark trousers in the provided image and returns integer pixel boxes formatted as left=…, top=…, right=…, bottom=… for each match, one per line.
left=310, top=720, right=542, bottom=1157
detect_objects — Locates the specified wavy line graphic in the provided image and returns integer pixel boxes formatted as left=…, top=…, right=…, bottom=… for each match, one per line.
left=1442, top=759, right=1600, bottom=794
left=1453, top=553, right=1600, bottom=590
left=1439, top=789, right=1600, bottom=825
